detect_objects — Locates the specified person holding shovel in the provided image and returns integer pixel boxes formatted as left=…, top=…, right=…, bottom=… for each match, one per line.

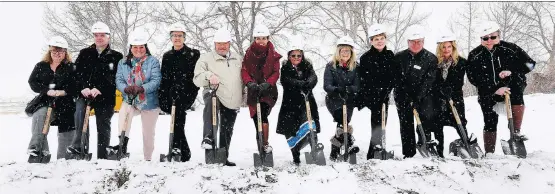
left=158, top=22, right=201, bottom=162
left=276, top=42, right=320, bottom=165
left=194, top=28, right=243, bottom=166
left=430, top=32, right=477, bottom=158
left=355, top=24, right=398, bottom=160
left=466, top=21, right=536, bottom=155
left=107, top=29, right=161, bottom=161
left=66, top=21, right=123, bottom=160
left=241, top=24, right=282, bottom=154
left=324, top=36, right=361, bottom=161
left=26, top=36, right=76, bottom=159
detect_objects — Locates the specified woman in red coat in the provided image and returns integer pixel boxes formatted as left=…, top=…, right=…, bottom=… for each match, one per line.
left=241, top=24, right=282, bottom=153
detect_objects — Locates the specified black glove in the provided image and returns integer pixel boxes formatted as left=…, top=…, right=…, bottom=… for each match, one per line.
left=259, top=82, right=271, bottom=92
left=124, top=86, right=134, bottom=95
left=247, top=82, right=259, bottom=91
left=335, top=86, right=346, bottom=94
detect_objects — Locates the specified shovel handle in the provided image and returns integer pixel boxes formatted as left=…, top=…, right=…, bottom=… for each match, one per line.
left=83, top=105, right=91, bottom=133
left=504, top=92, right=512, bottom=119
left=342, top=104, right=348, bottom=132
left=170, top=104, right=176, bottom=133
left=381, top=103, right=386, bottom=129
left=42, top=107, right=53, bottom=134
left=412, top=108, right=422, bottom=125
left=256, top=102, right=262, bottom=132
left=448, top=99, right=462, bottom=125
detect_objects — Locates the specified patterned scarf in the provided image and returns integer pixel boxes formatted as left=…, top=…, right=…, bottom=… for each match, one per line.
left=438, top=58, right=454, bottom=80
left=127, top=56, right=147, bottom=109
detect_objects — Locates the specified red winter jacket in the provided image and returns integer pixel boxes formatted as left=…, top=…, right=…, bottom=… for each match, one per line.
left=241, top=41, right=282, bottom=117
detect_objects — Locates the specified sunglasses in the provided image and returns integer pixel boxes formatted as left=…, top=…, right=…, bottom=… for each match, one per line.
left=290, top=54, right=302, bottom=58
left=481, top=36, right=497, bottom=41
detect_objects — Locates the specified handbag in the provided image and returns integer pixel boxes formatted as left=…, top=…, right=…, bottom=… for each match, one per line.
left=25, top=93, right=45, bottom=117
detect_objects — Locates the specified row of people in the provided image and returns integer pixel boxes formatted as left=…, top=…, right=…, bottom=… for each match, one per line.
left=25, top=20, right=535, bottom=165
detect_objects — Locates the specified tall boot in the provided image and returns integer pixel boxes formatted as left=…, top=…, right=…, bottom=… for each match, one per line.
left=483, top=131, right=497, bottom=154
left=511, top=105, right=527, bottom=140
left=262, top=123, right=272, bottom=153
left=291, top=144, right=301, bottom=165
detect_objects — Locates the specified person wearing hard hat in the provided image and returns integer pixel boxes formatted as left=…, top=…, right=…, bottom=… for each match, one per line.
left=157, top=22, right=201, bottom=162
left=393, top=25, right=439, bottom=159
left=324, top=36, right=361, bottom=161
left=466, top=21, right=536, bottom=155
left=193, top=27, right=243, bottom=166
left=276, top=38, right=321, bottom=165
left=26, top=36, right=77, bottom=159
left=429, top=32, right=477, bottom=158
left=355, top=24, right=398, bottom=160
left=107, top=29, right=162, bottom=161
left=66, top=21, right=124, bottom=160
left=241, top=24, right=282, bottom=154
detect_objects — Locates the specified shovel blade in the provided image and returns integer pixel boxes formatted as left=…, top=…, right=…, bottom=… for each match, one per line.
left=304, top=150, right=326, bottom=166
left=160, top=154, right=168, bottom=162
left=107, top=152, right=129, bottom=161
left=205, top=148, right=227, bottom=164
left=253, top=152, right=274, bottom=167
left=28, top=153, right=51, bottom=164
left=372, top=149, right=395, bottom=160
left=501, top=139, right=527, bottom=158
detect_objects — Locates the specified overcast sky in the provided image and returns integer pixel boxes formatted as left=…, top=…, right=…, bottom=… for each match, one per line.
left=0, top=2, right=464, bottom=99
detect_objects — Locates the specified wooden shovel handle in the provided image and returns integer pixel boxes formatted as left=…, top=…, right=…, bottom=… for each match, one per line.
left=504, top=92, right=512, bottom=119
left=212, top=97, right=217, bottom=125
left=82, top=106, right=91, bottom=133
left=170, top=104, right=176, bottom=133
left=412, top=108, right=422, bottom=125
left=342, top=104, right=348, bottom=132
left=381, top=103, right=386, bottom=130
left=42, top=107, right=53, bottom=134
left=257, top=102, right=262, bottom=132
left=305, top=101, right=313, bottom=131
left=448, top=99, right=462, bottom=125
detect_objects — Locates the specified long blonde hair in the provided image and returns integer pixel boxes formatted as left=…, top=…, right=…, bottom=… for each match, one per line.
left=436, top=41, right=459, bottom=65
left=42, top=46, right=72, bottom=64
left=332, top=45, right=357, bottom=71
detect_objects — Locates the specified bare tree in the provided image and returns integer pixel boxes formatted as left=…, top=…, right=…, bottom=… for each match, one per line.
left=447, top=2, right=483, bottom=57
left=43, top=2, right=158, bottom=57
left=485, top=2, right=528, bottom=45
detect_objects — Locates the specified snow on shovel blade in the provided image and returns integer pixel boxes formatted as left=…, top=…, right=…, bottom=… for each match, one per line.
left=305, top=149, right=326, bottom=166
left=205, top=148, right=227, bottom=164
left=501, top=139, right=527, bottom=158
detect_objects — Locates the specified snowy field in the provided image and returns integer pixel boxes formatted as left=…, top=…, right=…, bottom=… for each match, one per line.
left=1, top=94, right=554, bottom=193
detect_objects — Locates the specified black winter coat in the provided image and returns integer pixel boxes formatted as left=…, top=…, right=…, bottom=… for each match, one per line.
left=356, top=46, right=397, bottom=109
left=467, top=41, right=536, bottom=97
left=277, top=59, right=320, bottom=137
left=432, top=57, right=468, bottom=126
left=73, top=44, right=123, bottom=108
left=28, top=61, right=76, bottom=132
left=158, top=44, right=201, bottom=113
left=324, top=61, right=360, bottom=112
left=393, top=49, right=438, bottom=120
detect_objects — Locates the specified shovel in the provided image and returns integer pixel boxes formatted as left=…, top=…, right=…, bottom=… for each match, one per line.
left=500, top=92, right=527, bottom=158
left=77, top=98, right=93, bottom=160
left=413, top=107, right=439, bottom=158
left=160, top=98, right=179, bottom=162
left=205, top=84, right=227, bottom=164
left=107, top=96, right=134, bottom=161
left=301, top=91, right=326, bottom=166
left=372, top=103, right=395, bottom=160
left=29, top=84, right=56, bottom=164
left=338, top=95, right=357, bottom=164
left=253, top=94, right=274, bottom=168
left=448, top=99, right=484, bottom=159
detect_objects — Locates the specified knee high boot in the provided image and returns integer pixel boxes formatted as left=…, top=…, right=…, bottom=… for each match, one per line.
left=483, top=131, right=497, bottom=154
left=512, top=105, right=525, bottom=134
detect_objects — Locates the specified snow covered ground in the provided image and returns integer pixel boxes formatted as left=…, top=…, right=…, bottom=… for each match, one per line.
left=1, top=93, right=554, bottom=193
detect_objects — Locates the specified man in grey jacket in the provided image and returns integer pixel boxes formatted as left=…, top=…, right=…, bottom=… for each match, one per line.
left=193, top=28, right=244, bottom=166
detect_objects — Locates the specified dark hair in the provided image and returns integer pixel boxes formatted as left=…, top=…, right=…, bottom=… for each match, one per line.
left=125, top=44, right=152, bottom=66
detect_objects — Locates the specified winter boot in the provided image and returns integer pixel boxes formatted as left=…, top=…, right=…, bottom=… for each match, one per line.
left=107, top=136, right=129, bottom=155
left=201, top=137, right=213, bottom=149
left=329, top=144, right=340, bottom=161
left=483, top=131, right=497, bottom=154
left=511, top=105, right=528, bottom=141
left=291, top=145, right=301, bottom=165
left=346, top=133, right=360, bottom=155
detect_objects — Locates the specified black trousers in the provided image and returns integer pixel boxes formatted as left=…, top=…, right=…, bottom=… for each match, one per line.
left=171, top=104, right=191, bottom=161
left=71, top=98, right=114, bottom=159
left=202, top=91, right=238, bottom=160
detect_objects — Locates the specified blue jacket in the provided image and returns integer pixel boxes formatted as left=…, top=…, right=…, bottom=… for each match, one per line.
left=115, top=55, right=161, bottom=110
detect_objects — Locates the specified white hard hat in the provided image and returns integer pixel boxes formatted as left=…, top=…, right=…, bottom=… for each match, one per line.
left=368, top=23, right=387, bottom=38
left=406, top=25, right=425, bottom=40
left=128, top=29, right=148, bottom=45
left=253, top=24, right=270, bottom=37
left=289, top=44, right=303, bottom=52
left=336, top=36, right=355, bottom=47
left=168, top=22, right=186, bottom=34
left=437, top=31, right=456, bottom=43
left=48, top=36, right=69, bottom=49
left=477, top=21, right=500, bottom=37
left=213, top=28, right=232, bottom=43
left=91, top=22, right=110, bottom=34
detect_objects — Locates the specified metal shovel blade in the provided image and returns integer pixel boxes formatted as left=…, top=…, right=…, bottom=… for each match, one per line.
left=304, top=150, right=326, bottom=166
left=253, top=152, right=274, bottom=167
left=417, top=142, right=439, bottom=158
left=373, top=149, right=395, bottom=160
left=205, top=148, right=227, bottom=164
left=501, top=138, right=527, bottom=158
left=28, top=153, right=51, bottom=164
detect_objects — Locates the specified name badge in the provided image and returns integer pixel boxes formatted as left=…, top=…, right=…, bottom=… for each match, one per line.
left=413, top=65, right=421, bottom=70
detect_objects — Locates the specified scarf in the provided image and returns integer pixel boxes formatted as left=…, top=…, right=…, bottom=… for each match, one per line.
left=438, top=57, right=454, bottom=80
left=127, top=56, right=147, bottom=109
left=244, top=41, right=279, bottom=81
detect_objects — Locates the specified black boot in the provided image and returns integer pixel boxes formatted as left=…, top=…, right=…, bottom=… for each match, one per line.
left=109, top=136, right=129, bottom=154
left=291, top=145, right=301, bottom=165
left=330, top=144, right=340, bottom=161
